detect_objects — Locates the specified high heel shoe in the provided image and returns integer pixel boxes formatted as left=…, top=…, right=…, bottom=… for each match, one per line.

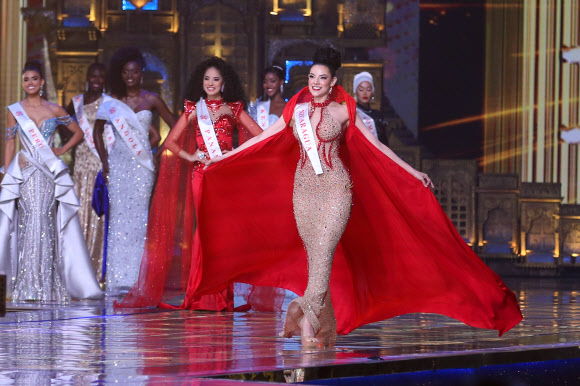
left=281, top=299, right=303, bottom=338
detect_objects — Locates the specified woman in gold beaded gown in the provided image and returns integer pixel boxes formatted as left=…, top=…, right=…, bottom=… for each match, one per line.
left=66, top=63, right=108, bottom=282
left=192, top=47, right=522, bottom=348
left=204, top=47, right=432, bottom=346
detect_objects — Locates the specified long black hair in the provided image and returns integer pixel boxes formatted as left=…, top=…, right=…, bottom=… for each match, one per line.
left=312, top=47, right=342, bottom=78
left=107, top=47, right=146, bottom=98
left=184, top=57, right=247, bottom=107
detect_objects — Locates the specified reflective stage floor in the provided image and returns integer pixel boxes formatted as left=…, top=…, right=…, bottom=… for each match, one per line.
left=1, top=278, right=580, bottom=385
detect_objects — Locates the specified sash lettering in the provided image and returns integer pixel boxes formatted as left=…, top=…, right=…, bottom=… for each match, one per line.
left=100, top=99, right=154, bottom=171
left=73, top=94, right=115, bottom=157
left=8, top=103, right=60, bottom=172
left=294, top=103, right=323, bottom=175
left=197, top=98, right=223, bottom=159
left=356, top=108, right=378, bottom=138
left=257, top=100, right=270, bottom=130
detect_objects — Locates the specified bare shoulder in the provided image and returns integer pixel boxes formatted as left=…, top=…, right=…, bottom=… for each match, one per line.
left=328, top=102, right=349, bottom=125
left=142, top=90, right=161, bottom=102
left=47, top=101, right=68, bottom=117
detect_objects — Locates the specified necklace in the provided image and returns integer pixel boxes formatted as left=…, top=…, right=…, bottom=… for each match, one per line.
left=206, top=98, right=225, bottom=113
left=310, top=96, right=332, bottom=108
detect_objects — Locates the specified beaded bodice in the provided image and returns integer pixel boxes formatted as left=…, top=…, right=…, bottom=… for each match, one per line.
left=293, top=104, right=345, bottom=170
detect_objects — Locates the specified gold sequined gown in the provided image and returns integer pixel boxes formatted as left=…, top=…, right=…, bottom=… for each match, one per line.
left=283, top=105, right=352, bottom=346
left=72, top=97, right=105, bottom=281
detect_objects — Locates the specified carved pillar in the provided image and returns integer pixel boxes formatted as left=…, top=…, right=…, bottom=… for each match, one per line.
left=519, top=182, right=562, bottom=263
left=0, top=1, right=27, bottom=172
left=476, top=174, right=520, bottom=255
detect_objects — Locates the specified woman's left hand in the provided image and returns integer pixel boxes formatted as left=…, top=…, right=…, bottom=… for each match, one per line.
left=413, top=170, right=434, bottom=188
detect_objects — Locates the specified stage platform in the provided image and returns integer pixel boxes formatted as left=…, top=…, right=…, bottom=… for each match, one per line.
left=1, top=278, right=580, bottom=385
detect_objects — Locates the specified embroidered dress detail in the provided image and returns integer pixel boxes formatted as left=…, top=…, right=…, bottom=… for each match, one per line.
left=5, top=126, right=17, bottom=140
left=206, top=98, right=225, bottom=114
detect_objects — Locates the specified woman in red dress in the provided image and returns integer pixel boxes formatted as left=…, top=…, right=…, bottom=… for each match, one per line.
left=118, top=57, right=265, bottom=310
left=186, top=47, right=522, bottom=347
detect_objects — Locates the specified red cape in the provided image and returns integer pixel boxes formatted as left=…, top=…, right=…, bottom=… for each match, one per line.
left=188, top=86, right=522, bottom=336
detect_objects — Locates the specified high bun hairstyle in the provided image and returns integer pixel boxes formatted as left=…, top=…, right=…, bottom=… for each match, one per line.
left=312, top=47, right=342, bottom=78
left=107, top=47, right=146, bottom=98
left=22, top=60, right=44, bottom=78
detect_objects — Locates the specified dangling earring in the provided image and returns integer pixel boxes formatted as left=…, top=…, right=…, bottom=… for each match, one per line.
left=39, top=88, right=44, bottom=97
left=371, top=95, right=375, bottom=101
left=280, top=84, right=284, bottom=93
left=85, top=81, right=89, bottom=92
left=329, top=86, right=333, bottom=95
left=221, top=84, right=225, bottom=93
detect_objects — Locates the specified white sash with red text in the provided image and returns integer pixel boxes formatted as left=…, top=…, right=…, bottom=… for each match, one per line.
left=356, top=108, right=378, bottom=138
left=257, top=100, right=270, bottom=130
left=7, top=103, right=61, bottom=172
left=104, top=100, right=154, bottom=171
left=294, top=103, right=323, bottom=175
left=73, top=94, right=115, bottom=157
left=197, top=98, right=223, bottom=159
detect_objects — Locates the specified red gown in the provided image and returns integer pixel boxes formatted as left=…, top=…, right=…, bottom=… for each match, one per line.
left=118, top=99, right=284, bottom=311
left=183, top=86, right=522, bottom=336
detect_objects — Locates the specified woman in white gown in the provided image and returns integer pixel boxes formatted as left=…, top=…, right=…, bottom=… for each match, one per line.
left=248, top=65, right=286, bottom=130
left=0, top=60, right=103, bottom=302
left=93, top=48, right=176, bottom=296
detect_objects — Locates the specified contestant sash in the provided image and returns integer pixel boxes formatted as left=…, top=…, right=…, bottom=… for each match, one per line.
left=73, top=94, right=115, bottom=157
left=197, top=98, right=223, bottom=159
left=104, top=100, right=155, bottom=171
left=257, top=100, right=270, bottom=130
left=356, top=108, right=378, bottom=138
left=294, top=103, right=323, bottom=175
left=8, top=103, right=60, bottom=172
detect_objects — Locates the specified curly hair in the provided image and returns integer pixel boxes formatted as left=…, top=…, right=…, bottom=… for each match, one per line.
left=22, top=60, right=44, bottom=78
left=184, top=57, right=247, bottom=107
left=312, top=46, right=342, bottom=78
left=107, top=47, right=146, bottom=98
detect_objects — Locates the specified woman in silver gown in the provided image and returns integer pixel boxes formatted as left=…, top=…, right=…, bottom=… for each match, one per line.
left=93, top=48, right=176, bottom=296
left=0, top=61, right=103, bottom=302
left=206, top=48, right=433, bottom=346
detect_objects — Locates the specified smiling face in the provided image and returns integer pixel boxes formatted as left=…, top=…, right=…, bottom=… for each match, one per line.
left=203, top=67, right=224, bottom=99
left=87, top=67, right=105, bottom=94
left=263, top=72, right=283, bottom=98
left=308, top=64, right=336, bottom=100
left=21, top=70, right=44, bottom=97
left=355, top=81, right=373, bottom=103
left=121, top=61, right=143, bottom=88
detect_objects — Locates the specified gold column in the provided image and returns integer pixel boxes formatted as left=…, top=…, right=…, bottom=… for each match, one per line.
left=0, top=0, right=27, bottom=170
left=522, top=0, right=537, bottom=182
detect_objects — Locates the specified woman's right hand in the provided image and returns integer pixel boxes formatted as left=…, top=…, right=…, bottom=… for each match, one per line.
left=190, top=149, right=209, bottom=165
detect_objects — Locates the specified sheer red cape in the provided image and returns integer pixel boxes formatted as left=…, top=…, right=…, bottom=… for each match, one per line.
left=187, top=85, right=522, bottom=335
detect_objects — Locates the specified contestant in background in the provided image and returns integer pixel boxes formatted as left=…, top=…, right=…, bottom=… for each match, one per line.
left=353, top=71, right=390, bottom=145
left=248, top=65, right=286, bottom=130
left=93, top=47, right=176, bottom=296
left=118, top=57, right=280, bottom=311
left=0, top=60, right=103, bottom=302
left=66, top=63, right=108, bottom=283
left=184, top=47, right=522, bottom=348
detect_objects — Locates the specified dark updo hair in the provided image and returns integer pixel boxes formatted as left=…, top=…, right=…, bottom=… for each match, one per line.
left=262, top=64, right=285, bottom=81
left=87, top=62, right=106, bottom=77
left=312, top=47, right=342, bottom=78
left=184, top=57, right=248, bottom=107
left=22, top=60, right=44, bottom=78
left=107, top=47, right=146, bottom=98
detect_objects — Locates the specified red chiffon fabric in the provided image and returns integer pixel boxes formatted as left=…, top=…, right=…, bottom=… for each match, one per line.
left=117, top=99, right=284, bottom=311
left=186, top=86, right=522, bottom=335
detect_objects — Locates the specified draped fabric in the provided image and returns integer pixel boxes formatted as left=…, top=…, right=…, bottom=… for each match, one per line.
left=115, top=127, right=197, bottom=307
left=182, top=85, right=522, bottom=336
